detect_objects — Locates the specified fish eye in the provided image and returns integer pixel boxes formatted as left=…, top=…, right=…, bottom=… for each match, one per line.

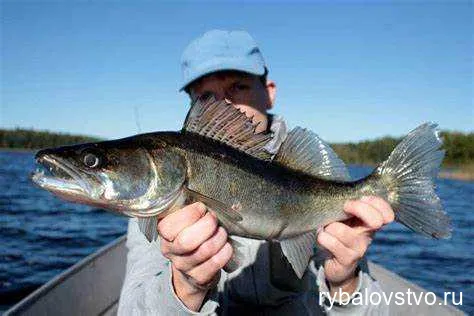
left=83, top=152, right=101, bottom=169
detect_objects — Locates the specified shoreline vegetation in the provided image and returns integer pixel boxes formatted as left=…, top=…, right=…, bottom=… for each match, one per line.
left=2, top=128, right=473, bottom=181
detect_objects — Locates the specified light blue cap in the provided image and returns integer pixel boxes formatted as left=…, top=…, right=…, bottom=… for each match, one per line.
left=180, top=30, right=267, bottom=91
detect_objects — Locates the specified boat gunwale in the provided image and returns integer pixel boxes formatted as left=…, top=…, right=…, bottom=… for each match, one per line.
left=5, top=235, right=466, bottom=315
left=4, top=235, right=127, bottom=315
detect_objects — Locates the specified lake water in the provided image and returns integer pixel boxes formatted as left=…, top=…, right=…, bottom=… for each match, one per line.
left=0, top=152, right=472, bottom=314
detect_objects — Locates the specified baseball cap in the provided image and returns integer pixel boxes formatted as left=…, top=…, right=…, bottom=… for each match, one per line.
left=180, top=30, right=267, bottom=91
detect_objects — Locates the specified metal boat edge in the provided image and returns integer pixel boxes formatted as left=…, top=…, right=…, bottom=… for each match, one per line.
left=4, top=235, right=127, bottom=316
left=4, top=235, right=466, bottom=315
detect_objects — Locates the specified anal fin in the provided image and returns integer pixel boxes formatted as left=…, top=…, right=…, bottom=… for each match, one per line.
left=280, top=232, right=316, bottom=279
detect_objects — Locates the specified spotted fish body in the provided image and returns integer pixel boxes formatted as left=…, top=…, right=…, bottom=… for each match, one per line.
left=31, top=98, right=451, bottom=278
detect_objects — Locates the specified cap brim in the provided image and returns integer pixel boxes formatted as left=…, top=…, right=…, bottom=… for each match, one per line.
left=179, top=58, right=266, bottom=92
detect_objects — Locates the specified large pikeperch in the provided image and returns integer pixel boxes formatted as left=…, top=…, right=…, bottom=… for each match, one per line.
left=31, top=98, right=451, bottom=278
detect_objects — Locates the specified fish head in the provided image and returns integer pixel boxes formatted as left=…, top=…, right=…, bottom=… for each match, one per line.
left=31, top=138, right=186, bottom=216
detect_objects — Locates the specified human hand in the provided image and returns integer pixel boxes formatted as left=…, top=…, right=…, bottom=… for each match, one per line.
left=158, top=202, right=233, bottom=311
left=317, top=196, right=394, bottom=296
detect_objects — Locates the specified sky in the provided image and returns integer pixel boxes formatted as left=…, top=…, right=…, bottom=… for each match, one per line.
left=1, top=1, right=472, bottom=143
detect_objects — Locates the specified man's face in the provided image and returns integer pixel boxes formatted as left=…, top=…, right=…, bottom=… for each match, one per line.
left=188, top=71, right=276, bottom=133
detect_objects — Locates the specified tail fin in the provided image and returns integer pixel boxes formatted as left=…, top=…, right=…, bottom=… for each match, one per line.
left=375, top=123, right=451, bottom=239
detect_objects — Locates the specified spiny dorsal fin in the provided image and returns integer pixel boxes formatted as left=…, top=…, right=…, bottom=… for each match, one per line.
left=183, top=97, right=273, bottom=160
left=274, top=127, right=351, bottom=181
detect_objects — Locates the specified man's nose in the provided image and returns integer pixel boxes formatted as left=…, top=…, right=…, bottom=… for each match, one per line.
left=213, top=90, right=226, bottom=101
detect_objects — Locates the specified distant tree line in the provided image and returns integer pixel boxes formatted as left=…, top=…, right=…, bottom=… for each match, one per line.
left=0, top=128, right=102, bottom=149
left=1, top=128, right=473, bottom=166
left=330, top=131, right=474, bottom=167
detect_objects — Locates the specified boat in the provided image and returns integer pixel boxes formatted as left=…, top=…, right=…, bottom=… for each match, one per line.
left=4, top=236, right=465, bottom=315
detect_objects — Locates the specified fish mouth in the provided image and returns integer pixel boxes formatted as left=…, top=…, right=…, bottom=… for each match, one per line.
left=31, top=155, right=92, bottom=199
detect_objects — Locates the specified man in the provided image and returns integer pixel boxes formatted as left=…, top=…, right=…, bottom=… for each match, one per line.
left=118, top=30, right=394, bottom=315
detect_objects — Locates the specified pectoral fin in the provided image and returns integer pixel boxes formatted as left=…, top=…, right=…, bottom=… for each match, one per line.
left=138, top=216, right=159, bottom=242
left=280, top=232, right=316, bottom=279
left=184, top=187, right=243, bottom=222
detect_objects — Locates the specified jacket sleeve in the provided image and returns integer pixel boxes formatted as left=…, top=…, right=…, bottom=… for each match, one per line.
left=117, top=218, right=219, bottom=316
left=313, top=257, right=390, bottom=315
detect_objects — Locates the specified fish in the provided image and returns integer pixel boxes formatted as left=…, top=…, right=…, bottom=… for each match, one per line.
left=31, top=97, right=451, bottom=278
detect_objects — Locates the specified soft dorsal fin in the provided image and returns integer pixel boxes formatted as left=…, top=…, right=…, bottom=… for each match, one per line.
left=182, top=97, right=273, bottom=161
left=274, top=127, right=351, bottom=181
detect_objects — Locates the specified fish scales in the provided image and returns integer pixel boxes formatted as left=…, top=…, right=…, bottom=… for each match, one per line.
left=165, top=132, right=360, bottom=239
